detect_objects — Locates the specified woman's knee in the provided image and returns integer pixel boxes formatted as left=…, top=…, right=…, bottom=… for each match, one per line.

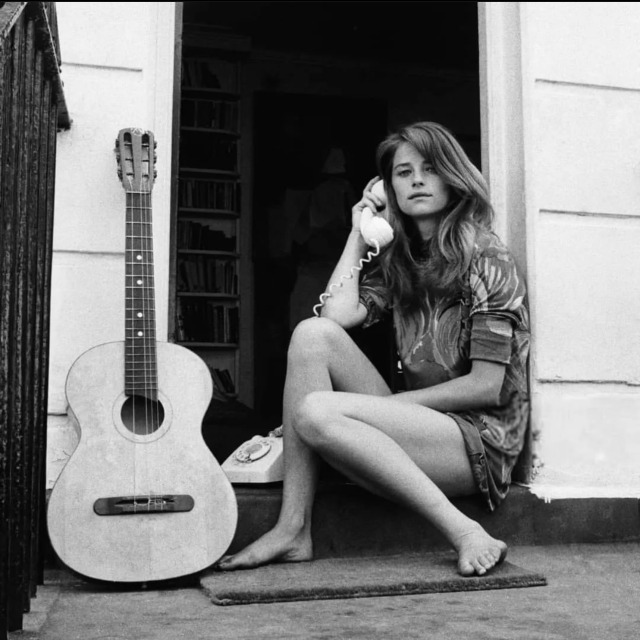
left=288, top=317, right=347, bottom=364
left=292, top=390, right=339, bottom=446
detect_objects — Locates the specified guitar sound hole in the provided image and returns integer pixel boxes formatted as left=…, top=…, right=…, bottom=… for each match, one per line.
left=121, top=395, right=165, bottom=435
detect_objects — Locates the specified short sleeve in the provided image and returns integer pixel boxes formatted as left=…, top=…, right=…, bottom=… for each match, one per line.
left=468, top=240, right=527, bottom=364
left=358, top=273, right=391, bottom=329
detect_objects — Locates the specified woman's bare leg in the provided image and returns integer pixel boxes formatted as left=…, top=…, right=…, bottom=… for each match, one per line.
left=291, top=390, right=506, bottom=576
left=217, top=318, right=391, bottom=570
left=217, top=318, right=505, bottom=575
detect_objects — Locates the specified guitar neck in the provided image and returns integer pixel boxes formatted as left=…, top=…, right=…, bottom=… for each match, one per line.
left=125, top=191, right=158, bottom=399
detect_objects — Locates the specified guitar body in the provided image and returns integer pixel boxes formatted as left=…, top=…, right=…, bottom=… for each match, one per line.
left=47, top=340, right=238, bottom=582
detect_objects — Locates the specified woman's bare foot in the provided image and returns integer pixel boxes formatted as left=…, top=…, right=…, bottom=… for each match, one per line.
left=215, top=525, right=313, bottom=571
left=453, top=524, right=507, bottom=576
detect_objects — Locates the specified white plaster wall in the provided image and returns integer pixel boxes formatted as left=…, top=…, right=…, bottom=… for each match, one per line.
left=533, top=384, right=640, bottom=496
left=47, top=2, right=640, bottom=497
left=536, top=213, right=640, bottom=383
left=47, top=3, right=177, bottom=487
left=519, top=2, right=640, bottom=496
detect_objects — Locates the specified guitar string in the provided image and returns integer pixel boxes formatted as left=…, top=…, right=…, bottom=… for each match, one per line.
left=127, top=136, right=153, bottom=513
left=145, top=137, right=159, bottom=513
left=143, top=156, right=157, bottom=512
left=150, top=138, right=162, bottom=513
left=127, top=171, right=138, bottom=513
left=128, top=159, right=155, bottom=514
left=134, top=179, right=145, bottom=512
left=133, top=145, right=152, bottom=513
left=151, top=169, right=164, bottom=515
left=151, top=160, right=164, bottom=514
left=139, top=179, right=149, bottom=511
left=135, top=182, right=151, bottom=511
left=126, top=135, right=159, bottom=515
left=139, top=156, right=153, bottom=513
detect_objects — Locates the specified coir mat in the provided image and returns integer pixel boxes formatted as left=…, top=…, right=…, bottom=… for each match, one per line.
left=200, top=552, right=547, bottom=606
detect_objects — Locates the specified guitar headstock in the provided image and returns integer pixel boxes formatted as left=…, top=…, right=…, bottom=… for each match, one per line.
left=115, top=128, right=157, bottom=193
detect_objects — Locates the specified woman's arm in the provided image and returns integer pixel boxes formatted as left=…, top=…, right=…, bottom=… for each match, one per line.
left=319, top=229, right=369, bottom=327
left=320, top=179, right=385, bottom=328
left=391, top=359, right=506, bottom=412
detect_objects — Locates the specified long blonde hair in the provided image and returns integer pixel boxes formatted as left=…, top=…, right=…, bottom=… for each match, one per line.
left=371, top=122, right=494, bottom=310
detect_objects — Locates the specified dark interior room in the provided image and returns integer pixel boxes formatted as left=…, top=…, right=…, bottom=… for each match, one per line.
left=179, top=1, right=480, bottom=458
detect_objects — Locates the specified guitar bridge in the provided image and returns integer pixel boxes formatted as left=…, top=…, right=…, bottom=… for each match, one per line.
left=93, top=494, right=194, bottom=516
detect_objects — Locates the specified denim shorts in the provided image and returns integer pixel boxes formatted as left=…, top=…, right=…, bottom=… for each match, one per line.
left=448, top=412, right=518, bottom=512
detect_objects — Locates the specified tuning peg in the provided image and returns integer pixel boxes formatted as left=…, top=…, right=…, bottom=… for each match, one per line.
left=115, top=139, right=120, bottom=148
left=117, top=170, right=123, bottom=180
left=154, top=170, right=158, bottom=179
left=154, top=140, right=158, bottom=149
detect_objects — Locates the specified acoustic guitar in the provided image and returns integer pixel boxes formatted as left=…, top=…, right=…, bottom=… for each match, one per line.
left=47, top=128, right=238, bottom=582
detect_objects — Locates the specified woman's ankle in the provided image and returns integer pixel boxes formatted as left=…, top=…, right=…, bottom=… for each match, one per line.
left=274, top=515, right=311, bottom=540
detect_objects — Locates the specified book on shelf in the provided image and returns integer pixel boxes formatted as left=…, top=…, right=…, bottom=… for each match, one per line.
left=181, top=59, right=221, bottom=90
left=175, top=298, right=239, bottom=343
left=178, top=49, right=243, bottom=405
left=181, top=55, right=240, bottom=92
left=177, top=256, right=237, bottom=294
left=179, top=132, right=238, bottom=172
left=209, top=367, right=236, bottom=398
left=177, top=258, right=200, bottom=292
left=177, top=221, right=236, bottom=251
left=175, top=298, right=186, bottom=342
left=179, top=177, right=240, bottom=211
left=181, top=97, right=238, bottom=131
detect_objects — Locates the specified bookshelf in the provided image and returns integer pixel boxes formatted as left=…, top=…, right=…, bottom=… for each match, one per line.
left=174, top=43, right=247, bottom=401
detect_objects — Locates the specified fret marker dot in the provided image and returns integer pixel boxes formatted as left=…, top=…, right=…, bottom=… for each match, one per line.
left=137, top=255, right=142, bottom=260
left=137, top=312, right=143, bottom=318
left=137, top=331, right=143, bottom=337
left=137, top=279, right=143, bottom=285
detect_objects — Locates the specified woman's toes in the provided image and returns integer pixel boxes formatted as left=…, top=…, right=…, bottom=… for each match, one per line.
left=455, top=529, right=508, bottom=576
left=472, top=559, right=487, bottom=575
left=457, top=558, right=476, bottom=576
left=214, top=554, right=240, bottom=571
left=478, top=553, right=494, bottom=570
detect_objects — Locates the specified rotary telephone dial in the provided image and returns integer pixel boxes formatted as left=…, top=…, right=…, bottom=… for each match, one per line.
left=221, top=181, right=393, bottom=484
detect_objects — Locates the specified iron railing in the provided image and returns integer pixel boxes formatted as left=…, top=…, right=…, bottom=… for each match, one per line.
left=0, top=1, right=69, bottom=635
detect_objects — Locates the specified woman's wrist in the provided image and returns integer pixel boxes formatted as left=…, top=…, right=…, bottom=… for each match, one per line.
left=348, top=227, right=367, bottom=249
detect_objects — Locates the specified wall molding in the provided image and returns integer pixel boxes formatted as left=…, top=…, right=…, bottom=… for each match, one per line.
left=540, top=208, right=640, bottom=221
left=535, top=77, right=640, bottom=94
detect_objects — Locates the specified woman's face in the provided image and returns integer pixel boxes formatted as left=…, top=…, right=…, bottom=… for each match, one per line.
left=390, top=142, right=450, bottom=219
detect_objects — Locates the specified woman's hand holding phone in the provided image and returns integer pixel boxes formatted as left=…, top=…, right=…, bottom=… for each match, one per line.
left=352, top=177, right=386, bottom=230
left=354, top=179, right=393, bottom=249
left=314, top=178, right=391, bottom=317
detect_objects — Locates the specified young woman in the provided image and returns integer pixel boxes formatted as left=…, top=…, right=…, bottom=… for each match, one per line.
left=218, top=121, right=530, bottom=576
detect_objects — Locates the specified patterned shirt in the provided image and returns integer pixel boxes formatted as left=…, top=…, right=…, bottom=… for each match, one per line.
left=359, top=230, right=530, bottom=457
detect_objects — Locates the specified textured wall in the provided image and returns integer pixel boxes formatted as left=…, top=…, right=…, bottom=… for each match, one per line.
left=520, top=1, right=640, bottom=495
left=47, top=2, right=176, bottom=486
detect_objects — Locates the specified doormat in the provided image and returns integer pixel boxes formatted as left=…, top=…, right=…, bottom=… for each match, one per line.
left=200, top=553, right=547, bottom=606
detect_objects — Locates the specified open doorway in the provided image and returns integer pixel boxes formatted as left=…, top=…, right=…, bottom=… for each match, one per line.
left=252, top=92, right=389, bottom=424
left=180, top=1, right=481, bottom=437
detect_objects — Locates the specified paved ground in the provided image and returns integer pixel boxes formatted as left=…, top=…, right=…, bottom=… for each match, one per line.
left=12, top=542, right=640, bottom=640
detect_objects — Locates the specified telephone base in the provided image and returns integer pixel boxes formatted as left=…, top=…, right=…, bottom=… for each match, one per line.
left=221, top=434, right=284, bottom=484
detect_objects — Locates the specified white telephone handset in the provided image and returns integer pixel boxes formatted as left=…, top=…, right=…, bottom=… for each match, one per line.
left=313, top=180, right=394, bottom=316
left=224, top=184, right=394, bottom=484
left=359, top=181, right=394, bottom=249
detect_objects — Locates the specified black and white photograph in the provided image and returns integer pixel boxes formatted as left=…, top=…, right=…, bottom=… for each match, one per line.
left=1, top=2, right=639, bottom=638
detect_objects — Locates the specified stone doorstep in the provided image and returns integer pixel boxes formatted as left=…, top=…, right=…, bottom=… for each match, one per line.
left=227, top=483, right=640, bottom=559
left=28, top=484, right=640, bottom=640
left=42, top=483, right=640, bottom=568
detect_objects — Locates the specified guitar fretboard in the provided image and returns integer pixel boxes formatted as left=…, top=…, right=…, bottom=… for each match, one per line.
left=125, top=191, right=157, bottom=399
